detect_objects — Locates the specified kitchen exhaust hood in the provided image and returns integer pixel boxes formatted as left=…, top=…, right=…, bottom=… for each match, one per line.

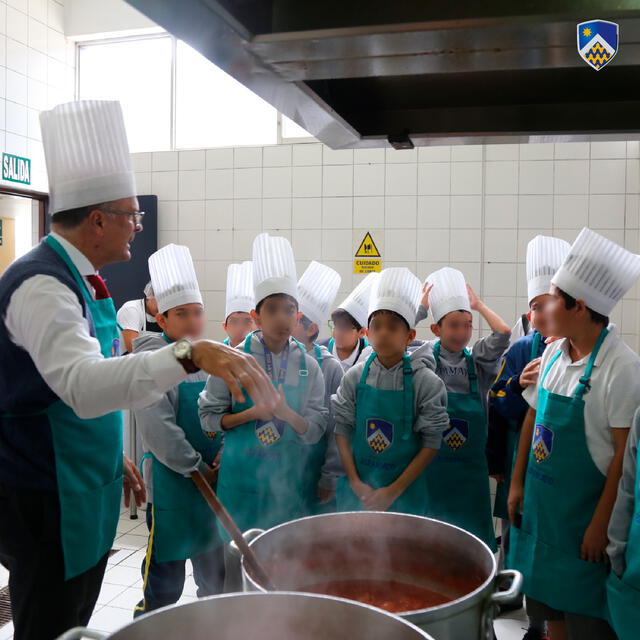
left=126, top=1, right=640, bottom=148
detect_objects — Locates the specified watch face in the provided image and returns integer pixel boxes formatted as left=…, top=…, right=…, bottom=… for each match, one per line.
left=174, top=340, right=190, bottom=359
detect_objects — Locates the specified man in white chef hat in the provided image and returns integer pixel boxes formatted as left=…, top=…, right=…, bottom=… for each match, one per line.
left=508, top=228, right=640, bottom=640
left=0, top=101, right=275, bottom=640
left=488, top=235, right=570, bottom=637
left=293, top=260, right=345, bottom=512
left=199, top=233, right=328, bottom=590
left=132, top=243, right=225, bottom=617
left=222, top=261, right=256, bottom=348
left=333, top=267, right=448, bottom=515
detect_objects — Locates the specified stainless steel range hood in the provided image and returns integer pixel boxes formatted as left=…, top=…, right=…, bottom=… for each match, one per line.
left=126, top=0, right=640, bottom=148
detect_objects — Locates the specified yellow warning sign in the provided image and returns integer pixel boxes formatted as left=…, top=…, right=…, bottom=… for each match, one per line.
left=355, top=232, right=381, bottom=257
left=354, top=231, right=382, bottom=274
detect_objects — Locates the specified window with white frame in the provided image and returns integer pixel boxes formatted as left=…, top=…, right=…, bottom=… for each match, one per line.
left=77, top=34, right=315, bottom=153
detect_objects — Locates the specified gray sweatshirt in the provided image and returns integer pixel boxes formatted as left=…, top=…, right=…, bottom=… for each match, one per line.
left=198, top=332, right=328, bottom=445
left=312, top=344, right=345, bottom=490
left=607, top=407, right=640, bottom=576
left=411, top=333, right=510, bottom=415
left=132, top=333, right=211, bottom=504
left=332, top=352, right=449, bottom=449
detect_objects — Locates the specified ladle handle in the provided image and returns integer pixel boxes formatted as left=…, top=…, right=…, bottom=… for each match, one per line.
left=191, top=471, right=277, bottom=591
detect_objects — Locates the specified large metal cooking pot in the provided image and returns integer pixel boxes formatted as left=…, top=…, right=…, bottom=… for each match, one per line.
left=233, top=512, right=522, bottom=640
left=56, top=591, right=436, bottom=640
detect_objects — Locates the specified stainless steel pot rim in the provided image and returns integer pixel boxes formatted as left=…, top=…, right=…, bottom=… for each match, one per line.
left=125, top=590, right=436, bottom=636
left=241, top=511, right=498, bottom=616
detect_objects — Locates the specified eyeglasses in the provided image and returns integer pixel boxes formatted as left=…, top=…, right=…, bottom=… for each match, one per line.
left=328, top=320, right=358, bottom=332
left=100, top=207, right=145, bottom=228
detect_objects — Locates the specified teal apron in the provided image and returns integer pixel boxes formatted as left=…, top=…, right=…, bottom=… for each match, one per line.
left=216, top=331, right=310, bottom=540
left=508, top=328, right=609, bottom=618
left=305, top=343, right=332, bottom=515
left=607, top=433, right=640, bottom=640
left=46, top=235, right=123, bottom=579
left=424, top=341, right=496, bottom=551
left=494, top=332, right=542, bottom=520
left=141, top=333, right=223, bottom=563
left=223, top=336, right=230, bottom=345
left=336, top=352, right=425, bottom=515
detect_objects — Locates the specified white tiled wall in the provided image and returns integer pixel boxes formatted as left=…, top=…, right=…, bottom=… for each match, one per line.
left=132, top=141, right=640, bottom=347
left=0, top=0, right=74, bottom=192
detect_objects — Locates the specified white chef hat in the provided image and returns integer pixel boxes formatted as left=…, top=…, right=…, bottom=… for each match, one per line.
left=149, top=244, right=203, bottom=314
left=143, top=281, right=154, bottom=298
left=335, top=272, right=379, bottom=328
left=552, top=227, right=640, bottom=316
left=298, top=261, right=341, bottom=327
left=225, top=261, right=254, bottom=319
left=426, top=267, right=471, bottom=323
left=369, top=267, right=421, bottom=329
left=526, top=235, right=571, bottom=304
left=252, top=233, right=298, bottom=305
left=40, top=100, right=136, bottom=214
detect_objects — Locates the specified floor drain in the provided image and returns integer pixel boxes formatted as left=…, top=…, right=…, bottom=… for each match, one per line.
left=0, top=586, right=11, bottom=628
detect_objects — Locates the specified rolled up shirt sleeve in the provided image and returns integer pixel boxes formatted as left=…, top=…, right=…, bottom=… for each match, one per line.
left=116, top=300, right=143, bottom=332
left=198, top=374, right=232, bottom=433
left=4, top=274, right=186, bottom=419
left=413, top=368, right=449, bottom=448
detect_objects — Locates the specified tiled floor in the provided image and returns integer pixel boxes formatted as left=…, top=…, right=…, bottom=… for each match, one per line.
left=0, top=506, right=529, bottom=640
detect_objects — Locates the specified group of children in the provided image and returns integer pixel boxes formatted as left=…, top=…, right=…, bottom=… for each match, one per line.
left=129, top=226, right=640, bottom=640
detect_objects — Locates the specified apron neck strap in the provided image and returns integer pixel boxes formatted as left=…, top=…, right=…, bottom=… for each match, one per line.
left=328, top=338, right=334, bottom=353
left=541, top=350, right=562, bottom=384
left=45, top=234, right=91, bottom=300
left=574, top=327, right=609, bottom=399
left=161, top=332, right=173, bottom=344
left=243, top=330, right=258, bottom=353
left=530, top=331, right=542, bottom=361
left=313, top=343, right=323, bottom=369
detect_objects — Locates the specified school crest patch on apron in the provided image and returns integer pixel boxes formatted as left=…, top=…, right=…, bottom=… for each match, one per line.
left=532, top=424, right=554, bottom=463
left=256, top=420, right=284, bottom=447
left=443, top=418, right=469, bottom=450
left=366, top=419, right=393, bottom=454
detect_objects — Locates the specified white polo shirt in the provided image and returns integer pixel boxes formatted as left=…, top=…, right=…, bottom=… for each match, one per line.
left=523, top=326, right=640, bottom=475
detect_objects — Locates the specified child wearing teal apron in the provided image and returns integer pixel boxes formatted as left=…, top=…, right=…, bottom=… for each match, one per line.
left=132, top=333, right=224, bottom=616
left=607, top=408, right=640, bottom=640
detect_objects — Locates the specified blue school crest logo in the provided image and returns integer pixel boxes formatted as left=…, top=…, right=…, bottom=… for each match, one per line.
left=532, top=424, right=554, bottom=463
left=110, top=338, right=120, bottom=357
left=577, top=20, right=619, bottom=70
left=256, top=419, right=284, bottom=447
left=367, top=419, right=393, bottom=454
left=443, top=419, right=468, bottom=450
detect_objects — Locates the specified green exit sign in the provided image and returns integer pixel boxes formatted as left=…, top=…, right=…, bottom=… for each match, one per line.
left=2, top=153, right=31, bottom=185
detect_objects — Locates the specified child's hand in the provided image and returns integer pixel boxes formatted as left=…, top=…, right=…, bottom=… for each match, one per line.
left=420, top=281, right=433, bottom=310
left=466, top=283, right=482, bottom=311
left=519, top=358, right=541, bottom=388
left=250, top=403, right=275, bottom=422
left=273, top=384, right=291, bottom=421
left=508, top=481, right=524, bottom=525
left=317, top=487, right=335, bottom=504
left=361, top=486, right=398, bottom=511
left=581, top=519, right=609, bottom=563
left=350, top=478, right=374, bottom=503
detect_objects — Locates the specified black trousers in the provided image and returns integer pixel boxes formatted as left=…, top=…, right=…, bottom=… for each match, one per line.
left=134, top=503, right=225, bottom=617
left=0, top=482, right=108, bottom=640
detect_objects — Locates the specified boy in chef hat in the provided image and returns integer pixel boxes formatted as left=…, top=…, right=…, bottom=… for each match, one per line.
left=133, top=243, right=224, bottom=617
left=333, top=267, right=448, bottom=515
left=222, top=261, right=256, bottom=347
left=320, top=272, right=378, bottom=372
left=199, top=233, right=328, bottom=589
left=488, top=235, right=569, bottom=636
left=413, top=267, right=511, bottom=550
left=293, top=260, right=345, bottom=512
left=509, top=228, right=640, bottom=640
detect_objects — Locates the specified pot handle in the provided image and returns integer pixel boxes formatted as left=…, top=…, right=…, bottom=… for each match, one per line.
left=490, top=569, right=523, bottom=605
left=228, top=528, right=265, bottom=558
left=55, top=628, right=107, bottom=640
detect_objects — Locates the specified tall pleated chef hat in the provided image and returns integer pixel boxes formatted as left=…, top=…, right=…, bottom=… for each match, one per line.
left=335, top=272, right=379, bottom=328
left=426, top=267, right=471, bottom=323
left=552, top=227, right=640, bottom=316
left=526, top=235, right=571, bottom=304
left=40, top=100, right=136, bottom=214
left=252, top=233, right=298, bottom=304
left=298, top=261, right=342, bottom=327
left=369, top=267, right=422, bottom=329
left=148, top=244, right=203, bottom=314
left=225, top=261, right=254, bottom=319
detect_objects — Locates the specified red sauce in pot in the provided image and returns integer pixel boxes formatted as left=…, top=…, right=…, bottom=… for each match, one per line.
left=300, top=579, right=452, bottom=613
